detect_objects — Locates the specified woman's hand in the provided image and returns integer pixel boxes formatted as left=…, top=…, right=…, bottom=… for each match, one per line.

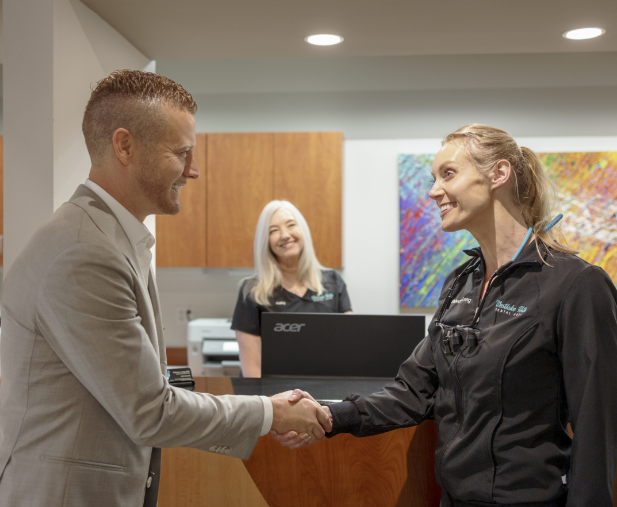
left=270, top=389, right=333, bottom=450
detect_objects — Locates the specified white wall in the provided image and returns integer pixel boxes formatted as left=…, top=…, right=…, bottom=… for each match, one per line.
left=185, top=87, right=617, bottom=140
left=343, top=139, right=441, bottom=316
left=158, top=53, right=617, bottom=95
left=53, top=0, right=153, bottom=208
left=3, top=0, right=153, bottom=273
left=157, top=53, right=617, bottom=140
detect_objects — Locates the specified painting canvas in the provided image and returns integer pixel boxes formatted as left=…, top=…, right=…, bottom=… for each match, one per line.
left=399, top=151, right=617, bottom=307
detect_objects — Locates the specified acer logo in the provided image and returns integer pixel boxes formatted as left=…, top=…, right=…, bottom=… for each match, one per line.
left=273, top=323, right=306, bottom=332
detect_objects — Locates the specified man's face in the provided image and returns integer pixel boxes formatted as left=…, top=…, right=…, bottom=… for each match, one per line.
left=135, top=105, right=198, bottom=216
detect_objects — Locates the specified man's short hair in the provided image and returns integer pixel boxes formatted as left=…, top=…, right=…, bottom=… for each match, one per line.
left=82, top=69, right=197, bottom=162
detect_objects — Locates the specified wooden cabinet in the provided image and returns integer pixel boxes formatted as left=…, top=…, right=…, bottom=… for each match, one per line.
left=156, top=132, right=342, bottom=269
left=207, top=134, right=274, bottom=267
left=156, top=134, right=207, bottom=267
left=274, top=132, right=342, bottom=268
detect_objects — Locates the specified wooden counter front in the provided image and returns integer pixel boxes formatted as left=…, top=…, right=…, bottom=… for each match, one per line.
left=158, top=377, right=441, bottom=507
left=159, top=377, right=617, bottom=507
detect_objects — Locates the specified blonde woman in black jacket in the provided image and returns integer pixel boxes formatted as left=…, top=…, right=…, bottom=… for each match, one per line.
left=274, top=124, right=617, bottom=507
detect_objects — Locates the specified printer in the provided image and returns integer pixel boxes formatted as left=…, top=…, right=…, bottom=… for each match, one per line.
left=187, top=318, right=241, bottom=377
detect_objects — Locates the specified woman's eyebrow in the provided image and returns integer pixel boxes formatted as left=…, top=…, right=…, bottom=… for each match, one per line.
left=432, top=161, right=455, bottom=177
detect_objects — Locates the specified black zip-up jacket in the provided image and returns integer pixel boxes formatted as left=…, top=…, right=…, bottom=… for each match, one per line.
left=328, top=243, right=617, bottom=506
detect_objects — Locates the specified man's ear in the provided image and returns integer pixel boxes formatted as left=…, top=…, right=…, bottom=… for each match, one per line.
left=111, top=128, right=134, bottom=166
left=489, top=159, right=512, bottom=190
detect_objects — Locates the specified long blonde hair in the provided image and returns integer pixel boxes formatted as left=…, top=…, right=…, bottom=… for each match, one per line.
left=245, top=200, right=325, bottom=306
left=444, top=124, right=576, bottom=256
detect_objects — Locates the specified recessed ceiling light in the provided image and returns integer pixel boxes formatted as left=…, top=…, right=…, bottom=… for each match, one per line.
left=563, top=28, right=605, bottom=40
left=305, top=34, right=344, bottom=46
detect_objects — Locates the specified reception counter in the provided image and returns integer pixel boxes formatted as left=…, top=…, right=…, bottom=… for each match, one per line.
left=158, top=376, right=441, bottom=507
left=159, top=377, right=617, bottom=507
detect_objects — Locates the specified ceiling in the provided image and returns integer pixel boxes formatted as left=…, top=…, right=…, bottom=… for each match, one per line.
left=81, top=0, right=617, bottom=60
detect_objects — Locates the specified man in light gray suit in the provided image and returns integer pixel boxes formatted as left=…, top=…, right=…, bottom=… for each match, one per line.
left=0, top=70, right=330, bottom=507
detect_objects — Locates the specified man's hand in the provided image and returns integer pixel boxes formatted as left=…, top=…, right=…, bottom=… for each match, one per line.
left=270, top=389, right=333, bottom=450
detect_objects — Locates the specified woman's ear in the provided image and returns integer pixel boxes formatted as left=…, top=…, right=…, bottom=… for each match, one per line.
left=489, top=160, right=512, bottom=190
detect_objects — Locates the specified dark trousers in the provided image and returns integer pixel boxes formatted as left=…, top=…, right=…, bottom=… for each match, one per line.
left=143, top=448, right=162, bottom=507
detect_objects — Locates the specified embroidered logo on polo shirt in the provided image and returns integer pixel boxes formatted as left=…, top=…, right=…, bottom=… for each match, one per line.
left=275, top=301, right=286, bottom=305
left=311, top=293, right=334, bottom=302
left=495, top=299, right=527, bottom=317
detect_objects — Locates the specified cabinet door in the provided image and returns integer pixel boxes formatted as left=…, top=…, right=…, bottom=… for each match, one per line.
left=207, top=133, right=274, bottom=267
left=156, top=133, right=207, bottom=267
left=274, top=132, right=342, bottom=268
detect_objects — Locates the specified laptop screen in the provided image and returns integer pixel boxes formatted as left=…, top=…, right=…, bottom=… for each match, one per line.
left=261, top=313, right=426, bottom=378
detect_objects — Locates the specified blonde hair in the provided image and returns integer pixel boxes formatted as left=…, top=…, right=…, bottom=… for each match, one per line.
left=83, top=70, right=197, bottom=162
left=444, top=124, right=576, bottom=256
left=245, top=201, right=326, bottom=306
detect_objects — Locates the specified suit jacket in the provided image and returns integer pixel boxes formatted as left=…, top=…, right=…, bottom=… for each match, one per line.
left=0, top=186, right=264, bottom=507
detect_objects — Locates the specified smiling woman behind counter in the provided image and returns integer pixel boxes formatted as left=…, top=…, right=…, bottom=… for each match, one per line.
left=231, top=200, right=352, bottom=377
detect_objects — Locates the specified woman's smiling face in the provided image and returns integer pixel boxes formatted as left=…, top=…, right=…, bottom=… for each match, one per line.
left=268, top=208, right=305, bottom=261
left=428, top=141, right=493, bottom=233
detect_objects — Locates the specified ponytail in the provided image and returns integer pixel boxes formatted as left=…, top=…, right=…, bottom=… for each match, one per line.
left=444, top=124, right=577, bottom=257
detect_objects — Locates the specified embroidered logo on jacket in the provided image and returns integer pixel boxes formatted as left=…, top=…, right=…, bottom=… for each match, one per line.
left=452, top=297, right=472, bottom=304
left=495, top=299, right=527, bottom=317
left=311, top=293, right=334, bottom=302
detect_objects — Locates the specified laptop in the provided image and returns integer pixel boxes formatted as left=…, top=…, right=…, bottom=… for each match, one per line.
left=261, top=313, right=426, bottom=379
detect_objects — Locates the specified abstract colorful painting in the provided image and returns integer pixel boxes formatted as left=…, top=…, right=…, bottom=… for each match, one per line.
left=399, top=151, right=617, bottom=307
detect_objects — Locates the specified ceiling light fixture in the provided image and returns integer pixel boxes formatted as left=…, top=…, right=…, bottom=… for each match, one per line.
left=563, top=27, right=605, bottom=40
left=305, top=34, right=344, bottom=46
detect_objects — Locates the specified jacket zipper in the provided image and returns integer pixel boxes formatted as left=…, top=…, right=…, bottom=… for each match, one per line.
left=472, top=262, right=523, bottom=328
left=453, top=350, right=465, bottom=424
left=439, top=270, right=501, bottom=486
left=436, top=255, right=543, bottom=487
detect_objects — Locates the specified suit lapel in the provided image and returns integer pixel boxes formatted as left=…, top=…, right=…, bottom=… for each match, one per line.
left=69, top=186, right=143, bottom=278
left=69, top=185, right=161, bottom=358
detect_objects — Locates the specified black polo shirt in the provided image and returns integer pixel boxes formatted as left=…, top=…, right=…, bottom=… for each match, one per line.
left=231, top=270, right=352, bottom=336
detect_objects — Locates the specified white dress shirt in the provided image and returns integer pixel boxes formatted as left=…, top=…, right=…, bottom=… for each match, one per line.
left=84, top=179, right=154, bottom=289
left=83, top=180, right=273, bottom=435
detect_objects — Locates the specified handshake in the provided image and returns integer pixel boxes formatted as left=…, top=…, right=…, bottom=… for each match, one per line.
left=269, top=389, right=333, bottom=450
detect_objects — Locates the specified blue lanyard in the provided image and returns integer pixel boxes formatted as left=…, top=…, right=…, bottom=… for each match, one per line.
left=436, top=213, right=564, bottom=325
left=511, top=214, right=563, bottom=262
